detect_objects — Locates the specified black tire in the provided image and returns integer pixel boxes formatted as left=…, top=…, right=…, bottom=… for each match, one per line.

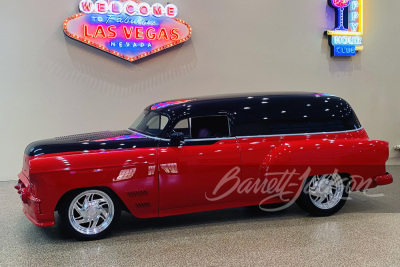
left=58, top=188, right=121, bottom=240
left=296, top=173, right=351, bottom=216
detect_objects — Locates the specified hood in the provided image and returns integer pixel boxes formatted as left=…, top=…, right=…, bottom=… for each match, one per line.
left=25, top=130, right=158, bottom=157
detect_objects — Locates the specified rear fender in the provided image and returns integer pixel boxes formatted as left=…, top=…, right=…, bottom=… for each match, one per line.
left=261, top=138, right=389, bottom=194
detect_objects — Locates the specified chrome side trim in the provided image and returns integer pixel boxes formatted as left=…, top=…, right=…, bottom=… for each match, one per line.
left=235, top=127, right=364, bottom=139
left=185, top=137, right=236, bottom=142
left=157, top=137, right=236, bottom=142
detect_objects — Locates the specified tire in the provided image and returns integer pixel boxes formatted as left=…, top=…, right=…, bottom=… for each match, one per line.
left=296, top=173, right=351, bottom=216
left=59, top=188, right=121, bottom=240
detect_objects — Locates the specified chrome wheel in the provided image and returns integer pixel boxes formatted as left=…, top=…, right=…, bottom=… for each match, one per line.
left=68, top=190, right=115, bottom=235
left=309, top=174, right=344, bottom=210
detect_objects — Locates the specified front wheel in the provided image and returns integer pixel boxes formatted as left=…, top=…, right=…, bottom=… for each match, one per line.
left=296, top=173, right=351, bottom=216
left=59, top=189, right=121, bottom=240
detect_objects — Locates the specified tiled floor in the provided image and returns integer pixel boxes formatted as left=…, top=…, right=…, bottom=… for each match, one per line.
left=1, top=166, right=399, bottom=266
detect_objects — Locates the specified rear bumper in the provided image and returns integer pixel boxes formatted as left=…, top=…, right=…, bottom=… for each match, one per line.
left=22, top=204, right=55, bottom=227
left=15, top=173, right=55, bottom=227
left=374, top=172, right=393, bottom=186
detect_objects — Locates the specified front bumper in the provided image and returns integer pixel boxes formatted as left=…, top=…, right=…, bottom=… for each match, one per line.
left=374, top=172, right=393, bottom=186
left=15, top=173, right=55, bottom=227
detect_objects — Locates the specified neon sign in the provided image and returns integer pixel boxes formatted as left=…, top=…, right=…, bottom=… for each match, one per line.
left=63, top=0, right=192, bottom=62
left=326, top=0, right=363, bottom=57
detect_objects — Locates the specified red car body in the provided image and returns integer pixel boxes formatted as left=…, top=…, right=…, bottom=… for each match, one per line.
left=15, top=93, right=393, bottom=229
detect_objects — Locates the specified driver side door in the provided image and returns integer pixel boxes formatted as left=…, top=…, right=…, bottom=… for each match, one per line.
left=157, top=115, right=242, bottom=213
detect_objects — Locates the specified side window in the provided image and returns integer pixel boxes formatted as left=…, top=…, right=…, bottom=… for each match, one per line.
left=160, top=115, right=169, bottom=129
left=146, top=116, right=160, bottom=129
left=172, top=118, right=190, bottom=138
left=143, top=114, right=169, bottom=136
left=171, top=116, right=231, bottom=139
left=191, top=116, right=230, bottom=139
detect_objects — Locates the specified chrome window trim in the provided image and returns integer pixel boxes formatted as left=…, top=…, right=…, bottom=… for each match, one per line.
left=133, top=127, right=364, bottom=142
left=157, top=137, right=236, bottom=142
left=184, top=137, right=237, bottom=142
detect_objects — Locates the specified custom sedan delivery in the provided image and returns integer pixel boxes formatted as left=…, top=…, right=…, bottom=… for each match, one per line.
left=15, top=93, right=393, bottom=240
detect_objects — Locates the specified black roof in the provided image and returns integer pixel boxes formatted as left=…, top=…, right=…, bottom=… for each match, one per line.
left=148, top=92, right=324, bottom=110
left=149, top=92, right=319, bottom=108
left=146, top=92, right=352, bottom=117
left=145, top=92, right=361, bottom=137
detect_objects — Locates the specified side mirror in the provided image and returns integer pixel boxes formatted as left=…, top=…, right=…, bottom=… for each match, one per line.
left=170, top=132, right=185, bottom=146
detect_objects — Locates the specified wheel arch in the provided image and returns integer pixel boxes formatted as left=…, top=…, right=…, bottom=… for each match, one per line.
left=55, top=186, right=129, bottom=213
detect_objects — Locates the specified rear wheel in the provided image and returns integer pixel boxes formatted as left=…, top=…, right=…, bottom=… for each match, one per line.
left=59, top=189, right=120, bottom=240
left=296, top=173, right=351, bottom=216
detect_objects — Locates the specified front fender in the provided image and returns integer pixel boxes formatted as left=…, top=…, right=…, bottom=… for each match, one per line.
left=28, top=148, right=159, bottom=218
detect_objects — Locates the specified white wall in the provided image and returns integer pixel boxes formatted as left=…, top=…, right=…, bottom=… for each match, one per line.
left=1, top=0, right=399, bottom=181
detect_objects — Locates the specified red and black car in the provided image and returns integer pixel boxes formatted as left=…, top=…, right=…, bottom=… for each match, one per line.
left=15, top=93, right=393, bottom=240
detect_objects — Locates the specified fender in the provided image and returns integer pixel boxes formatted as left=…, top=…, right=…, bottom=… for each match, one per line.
left=261, top=138, right=389, bottom=196
left=28, top=148, right=159, bottom=219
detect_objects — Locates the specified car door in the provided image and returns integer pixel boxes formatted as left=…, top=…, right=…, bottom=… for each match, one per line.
left=158, top=115, right=242, bottom=212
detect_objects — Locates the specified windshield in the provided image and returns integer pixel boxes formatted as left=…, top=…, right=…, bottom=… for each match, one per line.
left=129, top=111, right=169, bottom=136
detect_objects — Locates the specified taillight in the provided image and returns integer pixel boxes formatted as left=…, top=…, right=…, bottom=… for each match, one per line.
left=21, top=187, right=29, bottom=203
left=14, top=180, right=24, bottom=194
